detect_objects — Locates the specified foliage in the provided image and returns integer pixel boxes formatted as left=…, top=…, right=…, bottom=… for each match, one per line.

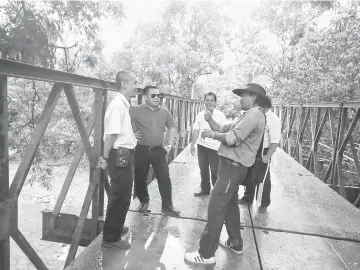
left=111, top=1, right=233, bottom=99
left=2, top=0, right=123, bottom=189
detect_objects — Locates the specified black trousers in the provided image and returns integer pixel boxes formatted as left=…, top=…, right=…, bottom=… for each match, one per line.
left=243, top=148, right=271, bottom=207
left=134, top=145, right=172, bottom=208
left=197, top=144, right=219, bottom=192
left=103, top=148, right=134, bottom=242
left=199, top=157, right=248, bottom=258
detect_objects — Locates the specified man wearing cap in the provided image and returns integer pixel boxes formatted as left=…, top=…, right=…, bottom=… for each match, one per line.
left=190, top=92, right=227, bottom=197
left=238, top=99, right=281, bottom=213
left=184, top=83, right=271, bottom=265
left=130, top=85, right=180, bottom=216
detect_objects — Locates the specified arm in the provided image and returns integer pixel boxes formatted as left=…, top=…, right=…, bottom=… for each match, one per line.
left=207, top=118, right=221, bottom=132
left=262, top=143, right=278, bottom=163
left=103, top=134, right=117, bottom=158
left=167, top=126, right=177, bottom=146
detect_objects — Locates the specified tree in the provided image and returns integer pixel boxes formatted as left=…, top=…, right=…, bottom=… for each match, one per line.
left=111, top=1, right=233, bottom=98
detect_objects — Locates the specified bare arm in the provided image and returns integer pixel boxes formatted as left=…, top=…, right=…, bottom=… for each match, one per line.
left=262, top=143, right=278, bottom=163
left=207, top=118, right=221, bottom=132
left=103, top=134, right=117, bottom=158
left=191, top=129, right=200, bottom=147
left=167, top=126, right=177, bottom=146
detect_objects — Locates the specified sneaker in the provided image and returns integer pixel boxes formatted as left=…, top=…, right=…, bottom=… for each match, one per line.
left=238, top=197, right=252, bottom=205
left=219, top=238, right=243, bottom=255
left=184, top=251, right=216, bottom=265
left=258, top=206, right=267, bottom=213
left=101, top=239, right=131, bottom=249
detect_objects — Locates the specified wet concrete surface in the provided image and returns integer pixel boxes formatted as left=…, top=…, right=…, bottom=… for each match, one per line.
left=254, top=228, right=360, bottom=270
left=67, top=211, right=260, bottom=270
left=67, top=146, right=360, bottom=270
left=250, top=149, right=360, bottom=241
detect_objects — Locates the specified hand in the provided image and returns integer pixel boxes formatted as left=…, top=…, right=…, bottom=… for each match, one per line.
left=190, top=144, right=196, bottom=156
left=134, top=131, right=142, bottom=140
left=164, top=145, right=172, bottom=154
left=262, top=154, right=271, bottom=163
left=97, top=156, right=108, bottom=169
left=204, top=110, right=213, bottom=122
left=201, top=129, right=213, bottom=140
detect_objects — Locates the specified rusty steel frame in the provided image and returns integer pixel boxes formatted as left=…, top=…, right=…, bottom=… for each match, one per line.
left=273, top=105, right=360, bottom=207
left=0, top=59, right=204, bottom=270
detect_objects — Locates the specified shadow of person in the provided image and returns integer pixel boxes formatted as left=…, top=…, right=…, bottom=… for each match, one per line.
left=101, top=213, right=173, bottom=270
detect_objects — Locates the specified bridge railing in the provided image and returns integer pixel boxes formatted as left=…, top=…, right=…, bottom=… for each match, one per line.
left=0, top=59, right=203, bottom=270
left=273, top=104, right=360, bottom=207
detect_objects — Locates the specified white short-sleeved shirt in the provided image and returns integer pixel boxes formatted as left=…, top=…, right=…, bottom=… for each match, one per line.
left=263, top=110, right=281, bottom=148
left=103, top=93, right=137, bottom=149
left=193, top=109, right=227, bottom=151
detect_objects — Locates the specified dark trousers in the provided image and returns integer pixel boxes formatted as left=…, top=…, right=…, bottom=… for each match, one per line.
left=199, top=157, right=248, bottom=258
left=197, top=144, right=219, bottom=192
left=243, top=148, right=271, bottom=207
left=103, top=148, right=134, bottom=242
left=134, top=145, right=172, bottom=208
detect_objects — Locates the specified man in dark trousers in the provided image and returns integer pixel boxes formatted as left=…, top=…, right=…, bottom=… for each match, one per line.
left=190, top=92, right=227, bottom=196
left=130, top=85, right=180, bottom=215
left=238, top=100, right=281, bottom=213
left=97, top=71, right=138, bottom=249
left=184, top=83, right=271, bottom=265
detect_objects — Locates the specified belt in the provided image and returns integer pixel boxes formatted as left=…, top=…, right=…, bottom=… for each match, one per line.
left=112, top=147, right=135, bottom=153
left=220, top=156, right=243, bottom=168
left=137, top=144, right=162, bottom=150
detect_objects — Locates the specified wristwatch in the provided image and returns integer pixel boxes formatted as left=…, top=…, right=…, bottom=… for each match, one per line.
left=103, top=156, right=109, bottom=161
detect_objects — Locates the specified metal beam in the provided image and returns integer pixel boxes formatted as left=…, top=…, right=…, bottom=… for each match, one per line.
left=0, top=75, right=10, bottom=270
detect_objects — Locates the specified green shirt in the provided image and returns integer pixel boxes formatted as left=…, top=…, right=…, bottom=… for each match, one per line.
left=218, top=107, right=265, bottom=167
left=130, top=104, right=176, bottom=147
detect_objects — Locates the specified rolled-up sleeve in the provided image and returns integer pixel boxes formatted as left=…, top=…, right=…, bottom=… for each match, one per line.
left=225, top=113, right=259, bottom=146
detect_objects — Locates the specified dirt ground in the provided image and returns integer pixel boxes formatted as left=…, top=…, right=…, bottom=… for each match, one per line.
left=9, top=162, right=94, bottom=270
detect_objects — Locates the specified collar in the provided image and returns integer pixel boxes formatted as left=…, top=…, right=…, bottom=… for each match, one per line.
left=116, top=92, right=130, bottom=109
left=144, top=104, right=160, bottom=111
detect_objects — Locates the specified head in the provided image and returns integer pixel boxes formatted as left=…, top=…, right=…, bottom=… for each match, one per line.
left=204, top=92, right=217, bottom=111
left=115, top=71, right=138, bottom=98
left=233, top=83, right=272, bottom=111
left=143, top=85, right=163, bottom=108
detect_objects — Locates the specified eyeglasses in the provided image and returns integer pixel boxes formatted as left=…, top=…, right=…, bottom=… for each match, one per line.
left=150, top=93, right=164, bottom=98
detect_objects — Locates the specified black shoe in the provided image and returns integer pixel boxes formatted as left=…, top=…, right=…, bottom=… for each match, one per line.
left=122, top=226, right=129, bottom=235
left=238, top=197, right=252, bottom=205
left=138, top=202, right=149, bottom=212
left=162, top=205, right=180, bottom=215
left=101, top=239, right=131, bottom=249
left=219, top=238, right=243, bottom=255
left=194, top=190, right=210, bottom=197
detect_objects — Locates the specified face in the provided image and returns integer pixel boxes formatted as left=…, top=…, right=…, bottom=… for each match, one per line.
left=239, top=92, right=256, bottom=111
left=145, top=88, right=163, bottom=107
left=123, top=72, right=138, bottom=97
left=204, top=94, right=216, bottom=111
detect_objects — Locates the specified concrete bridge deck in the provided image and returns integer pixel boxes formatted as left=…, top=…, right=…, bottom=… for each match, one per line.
left=67, top=146, right=360, bottom=270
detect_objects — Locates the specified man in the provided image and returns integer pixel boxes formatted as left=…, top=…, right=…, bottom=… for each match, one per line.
left=130, top=85, right=180, bottom=215
left=184, top=83, right=271, bottom=265
left=190, top=92, right=227, bottom=196
left=238, top=100, right=281, bottom=213
left=97, top=71, right=138, bottom=249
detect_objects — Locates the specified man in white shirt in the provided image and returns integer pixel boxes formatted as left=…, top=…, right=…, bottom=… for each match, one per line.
left=190, top=92, right=227, bottom=196
left=97, top=71, right=138, bottom=249
left=238, top=101, right=281, bottom=213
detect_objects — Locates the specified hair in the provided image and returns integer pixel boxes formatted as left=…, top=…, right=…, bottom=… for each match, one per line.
left=143, top=85, right=158, bottom=95
left=204, top=92, right=217, bottom=102
left=115, top=71, right=133, bottom=90
left=253, top=94, right=271, bottom=108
